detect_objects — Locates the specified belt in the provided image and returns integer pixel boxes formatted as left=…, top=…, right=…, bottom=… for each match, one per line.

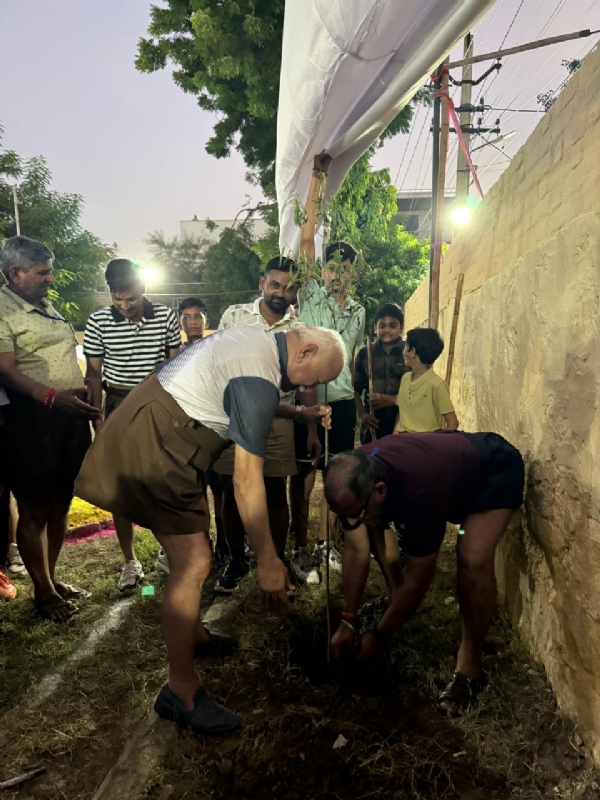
left=102, top=382, right=132, bottom=398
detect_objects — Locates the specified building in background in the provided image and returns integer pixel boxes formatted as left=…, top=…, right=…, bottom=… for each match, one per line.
left=396, top=190, right=456, bottom=243
left=180, top=215, right=270, bottom=244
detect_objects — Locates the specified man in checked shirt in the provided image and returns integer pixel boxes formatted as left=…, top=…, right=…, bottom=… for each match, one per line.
left=354, top=303, right=408, bottom=444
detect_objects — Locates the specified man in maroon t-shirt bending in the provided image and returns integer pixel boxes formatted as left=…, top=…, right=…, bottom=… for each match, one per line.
left=323, top=430, right=524, bottom=717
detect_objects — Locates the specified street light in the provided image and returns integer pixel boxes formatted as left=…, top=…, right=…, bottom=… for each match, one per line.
left=450, top=195, right=481, bottom=227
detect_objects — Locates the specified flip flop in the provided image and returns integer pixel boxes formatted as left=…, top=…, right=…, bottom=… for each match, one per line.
left=54, top=583, right=92, bottom=601
left=34, top=593, right=80, bottom=623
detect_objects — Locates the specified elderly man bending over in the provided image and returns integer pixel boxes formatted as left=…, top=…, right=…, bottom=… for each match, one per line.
left=76, top=324, right=345, bottom=735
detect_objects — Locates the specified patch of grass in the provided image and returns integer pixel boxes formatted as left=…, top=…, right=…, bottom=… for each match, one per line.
left=1, top=491, right=599, bottom=800
left=0, top=528, right=159, bottom=711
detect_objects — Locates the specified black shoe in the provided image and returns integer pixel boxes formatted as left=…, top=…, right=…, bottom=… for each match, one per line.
left=194, top=629, right=239, bottom=662
left=154, top=684, right=240, bottom=735
left=215, top=556, right=250, bottom=595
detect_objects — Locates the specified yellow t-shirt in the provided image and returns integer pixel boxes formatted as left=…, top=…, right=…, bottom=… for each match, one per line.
left=396, top=369, right=454, bottom=433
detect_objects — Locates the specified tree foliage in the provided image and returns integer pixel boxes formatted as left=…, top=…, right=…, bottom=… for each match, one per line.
left=200, top=224, right=262, bottom=324
left=146, top=230, right=209, bottom=281
left=0, top=131, right=116, bottom=328
left=329, top=148, right=429, bottom=326
left=136, top=0, right=414, bottom=197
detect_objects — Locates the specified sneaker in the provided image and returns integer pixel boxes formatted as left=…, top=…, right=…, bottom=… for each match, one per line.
left=215, top=556, right=249, bottom=595
left=155, top=548, right=170, bottom=575
left=154, top=684, right=240, bottom=735
left=7, top=543, right=26, bottom=576
left=118, top=559, right=144, bottom=594
left=0, top=572, right=17, bottom=600
left=290, top=546, right=321, bottom=586
left=313, top=541, right=343, bottom=573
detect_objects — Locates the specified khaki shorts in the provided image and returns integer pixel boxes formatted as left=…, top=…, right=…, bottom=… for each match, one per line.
left=213, top=416, right=296, bottom=477
left=75, top=374, right=229, bottom=535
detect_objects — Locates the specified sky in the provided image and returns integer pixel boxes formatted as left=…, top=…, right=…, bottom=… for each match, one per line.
left=0, top=0, right=598, bottom=260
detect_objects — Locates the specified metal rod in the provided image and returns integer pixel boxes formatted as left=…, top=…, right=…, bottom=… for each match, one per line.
left=447, top=29, right=597, bottom=69
left=324, top=383, right=331, bottom=663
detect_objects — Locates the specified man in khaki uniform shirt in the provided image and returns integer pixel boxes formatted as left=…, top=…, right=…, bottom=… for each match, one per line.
left=0, top=236, right=100, bottom=622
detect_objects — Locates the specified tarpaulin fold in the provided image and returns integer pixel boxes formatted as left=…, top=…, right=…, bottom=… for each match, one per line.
left=276, top=0, right=496, bottom=255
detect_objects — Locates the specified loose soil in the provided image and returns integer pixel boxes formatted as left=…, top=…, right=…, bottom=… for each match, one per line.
left=1, top=492, right=599, bottom=800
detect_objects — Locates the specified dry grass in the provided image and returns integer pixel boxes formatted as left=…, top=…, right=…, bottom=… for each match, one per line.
left=0, top=491, right=599, bottom=800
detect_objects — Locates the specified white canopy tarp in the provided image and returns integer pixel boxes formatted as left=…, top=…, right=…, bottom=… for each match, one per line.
left=276, top=0, right=496, bottom=255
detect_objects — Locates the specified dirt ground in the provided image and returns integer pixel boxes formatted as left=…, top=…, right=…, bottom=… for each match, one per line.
left=1, top=484, right=599, bottom=800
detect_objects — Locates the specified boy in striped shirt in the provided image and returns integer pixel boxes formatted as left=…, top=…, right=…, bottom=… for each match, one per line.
left=84, top=259, right=181, bottom=593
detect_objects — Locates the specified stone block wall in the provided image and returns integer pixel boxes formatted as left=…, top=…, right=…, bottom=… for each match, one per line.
left=404, top=45, right=600, bottom=759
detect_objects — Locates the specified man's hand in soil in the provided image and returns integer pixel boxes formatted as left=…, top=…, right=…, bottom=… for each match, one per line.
left=54, top=388, right=102, bottom=419
left=360, top=411, right=379, bottom=435
left=331, top=623, right=359, bottom=661
left=356, top=631, right=383, bottom=661
left=257, top=556, right=294, bottom=611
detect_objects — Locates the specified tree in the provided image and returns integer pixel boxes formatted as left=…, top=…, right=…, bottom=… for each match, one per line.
left=136, top=1, right=414, bottom=197
left=328, top=147, right=429, bottom=326
left=146, top=230, right=209, bottom=281
left=0, top=135, right=116, bottom=328
left=200, top=223, right=262, bottom=324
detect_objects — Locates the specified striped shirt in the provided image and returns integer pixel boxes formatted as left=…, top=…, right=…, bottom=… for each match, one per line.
left=218, top=298, right=303, bottom=404
left=83, top=299, right=181, bottom=388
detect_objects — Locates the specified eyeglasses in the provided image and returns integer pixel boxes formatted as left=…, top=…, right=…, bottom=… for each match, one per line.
left=339, top=492, right=372, bottom=531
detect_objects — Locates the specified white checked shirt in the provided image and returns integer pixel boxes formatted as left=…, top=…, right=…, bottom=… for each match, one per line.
left=218, top=298, right=303, bottom=404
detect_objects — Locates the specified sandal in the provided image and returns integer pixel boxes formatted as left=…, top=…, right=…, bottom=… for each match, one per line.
left=54, top=582, right=92, bottom=601
left=35, top=593, right=80, bottom=623
left=437, top=671, right=486, bottom=717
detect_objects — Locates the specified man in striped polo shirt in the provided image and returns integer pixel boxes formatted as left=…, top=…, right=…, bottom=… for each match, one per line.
left=84, top=259, right=181, bottom=593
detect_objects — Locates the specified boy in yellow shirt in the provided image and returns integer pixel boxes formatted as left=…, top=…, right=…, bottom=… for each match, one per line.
left=396, top=328, right=459, bottom=432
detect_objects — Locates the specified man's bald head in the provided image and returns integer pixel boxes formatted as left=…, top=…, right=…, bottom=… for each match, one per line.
left=324, top=451, right=377, bottom=510
left=324, top=450, right=389, bottom=533
left=284, top=326, right=345, bottom=390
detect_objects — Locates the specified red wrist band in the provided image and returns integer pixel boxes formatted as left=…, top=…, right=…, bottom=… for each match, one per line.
left=340, top=611, right=360, bottom=621
left=43, top=389, right=57, bottom=408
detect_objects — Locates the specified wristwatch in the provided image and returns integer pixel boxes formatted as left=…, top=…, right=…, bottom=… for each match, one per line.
left=295, top=405, right=306, bottom=418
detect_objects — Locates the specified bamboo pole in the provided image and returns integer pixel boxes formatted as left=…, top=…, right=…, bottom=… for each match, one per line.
left=430, top=60, right=450, bottom=331
left=366, top=335, right=374, bottom=414
left=445, top=273, right=465, bottom=387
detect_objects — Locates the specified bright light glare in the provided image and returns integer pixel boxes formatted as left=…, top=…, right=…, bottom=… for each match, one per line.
left=451, top=206, right=471, bottom=226
left=140, top=265, right=162, bottom=287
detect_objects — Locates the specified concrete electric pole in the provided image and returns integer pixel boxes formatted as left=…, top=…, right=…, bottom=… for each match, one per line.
left=455, top=33, right=474, bottom=203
